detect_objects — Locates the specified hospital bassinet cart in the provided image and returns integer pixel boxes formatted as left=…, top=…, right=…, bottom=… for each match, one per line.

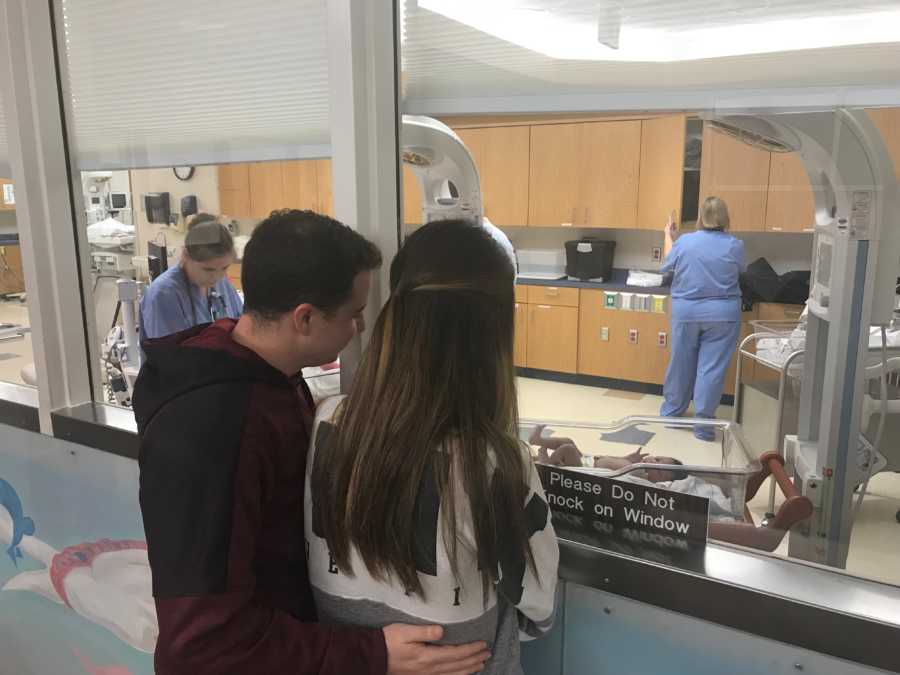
left=522, top=416, right=814, bottom=552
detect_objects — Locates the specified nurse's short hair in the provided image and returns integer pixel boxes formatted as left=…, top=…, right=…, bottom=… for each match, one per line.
left=241, top=209, right=382, bottom=320
left=184, top=214, right=235, bottom=262
left=699, top=196, right=730, bottom=232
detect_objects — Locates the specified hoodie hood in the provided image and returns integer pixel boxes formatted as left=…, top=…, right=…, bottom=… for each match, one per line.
left=132, top=320, right=292, bottom=434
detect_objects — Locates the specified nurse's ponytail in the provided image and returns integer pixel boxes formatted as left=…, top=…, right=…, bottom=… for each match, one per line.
left=183, top=213, right=235, bottom=262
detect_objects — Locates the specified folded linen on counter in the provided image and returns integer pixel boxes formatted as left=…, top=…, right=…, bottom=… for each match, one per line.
left=626, top=269, right=664, bottom=287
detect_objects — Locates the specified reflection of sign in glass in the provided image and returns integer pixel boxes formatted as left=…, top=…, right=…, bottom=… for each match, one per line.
left=2, top=184, right=14, bottom=206
left=535, top=464, right=709, bottom=546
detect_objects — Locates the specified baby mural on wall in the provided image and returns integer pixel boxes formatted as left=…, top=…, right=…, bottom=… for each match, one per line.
left=0, top=476, right=158, bottom=656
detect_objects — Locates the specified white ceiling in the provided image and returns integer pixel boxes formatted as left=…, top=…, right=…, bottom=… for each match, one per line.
left=402, top=0, right=900, bottom=111
left=494, top=0, right=900, bottom=32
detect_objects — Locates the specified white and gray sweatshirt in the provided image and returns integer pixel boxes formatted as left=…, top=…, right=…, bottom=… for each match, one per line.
left=304, top=396, right=560, bottom=675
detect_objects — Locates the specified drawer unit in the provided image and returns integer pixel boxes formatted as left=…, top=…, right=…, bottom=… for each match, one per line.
left=526, top=285, right=580, bottom=307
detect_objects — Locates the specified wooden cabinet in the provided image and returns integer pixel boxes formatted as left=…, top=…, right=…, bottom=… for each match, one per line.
left=758, top=302, right=804, bottom=323
left=635, top=311, right=672, bottom=385
left=316, top=159, right=334, bottom=217
left=765, top=152, right=815, bottom=233
left=403, top=164, right=423, bottom=228
left=0, top=245, right=25, bottom=295
left=249, top=161, right=286, bottom=219
left=514, top=302, right=528, bottom=367
left=579, top=121, right=641, bottom=229
left=219, top=159, right=333, bottom=221
left=526, top=304, right=578, bottom=373
left=698, top=124, right=771, bottom=232
left=528, top=123, right=582, bottom=227
left=456, top=126, right=530, bottom=227
left=526, top=285, right=579, bottom=307
left=528, top=121, right=641, bottom=228
left=578, top=290, right=670, bottom=384
left=282, top=160, right=319, bottom=212
left=637, top=115, right=687, bottom=230
left=218, top=165, right=251, bottom=218
left=867, top=108, right=900, bottom=183
left=578, top=292, right=629, bottom=380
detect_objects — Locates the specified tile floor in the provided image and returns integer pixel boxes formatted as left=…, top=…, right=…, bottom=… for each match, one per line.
left=517, top=375, right=900, bottom=588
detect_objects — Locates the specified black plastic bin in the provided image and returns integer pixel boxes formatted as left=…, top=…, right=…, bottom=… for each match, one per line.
left=565, top=238, right=616, bottom=282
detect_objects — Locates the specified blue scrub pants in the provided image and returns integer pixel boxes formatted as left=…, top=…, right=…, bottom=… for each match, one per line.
left=660, top=321, right=741, bottom=440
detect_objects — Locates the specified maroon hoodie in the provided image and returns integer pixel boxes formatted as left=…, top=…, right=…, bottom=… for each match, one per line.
left=133, top=319, right=387, bottom=674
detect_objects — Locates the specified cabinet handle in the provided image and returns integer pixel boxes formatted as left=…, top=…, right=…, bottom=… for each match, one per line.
left=546, top=287, right=560, bottom=297
left=537, top=304, right=552, bottom=310
left=770, top=226, right=783, bottom=232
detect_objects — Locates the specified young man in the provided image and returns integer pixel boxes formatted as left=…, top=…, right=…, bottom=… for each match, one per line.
left=134, top=210, right=490, bottom=675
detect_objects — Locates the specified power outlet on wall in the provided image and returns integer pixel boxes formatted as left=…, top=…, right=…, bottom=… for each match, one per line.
left=651, top=247, right=662, bottom=263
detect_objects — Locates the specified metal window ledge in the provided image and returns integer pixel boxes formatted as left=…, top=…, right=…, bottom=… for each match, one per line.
left=0, top=381, right=39, bottom=432
left=560, top=536, right=900, bottom=672
left=51, top=402, right=138, bottom=459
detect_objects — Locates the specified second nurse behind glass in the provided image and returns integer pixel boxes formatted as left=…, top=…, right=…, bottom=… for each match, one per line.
left=139, top=214, right=244, bottom=339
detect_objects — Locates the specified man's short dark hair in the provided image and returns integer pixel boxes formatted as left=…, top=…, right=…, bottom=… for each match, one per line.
left=241, top=210, right=382, bottom=320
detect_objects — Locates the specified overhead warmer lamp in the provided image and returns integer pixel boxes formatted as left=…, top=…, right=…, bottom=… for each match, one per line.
left=400, top=115, right=483, bottom=226
left=704, top=108, right=899, bottom=569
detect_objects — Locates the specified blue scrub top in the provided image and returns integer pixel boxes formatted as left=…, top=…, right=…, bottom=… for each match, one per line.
left=661, top=229, right=745, bottom=323
left=139, top=264, right=243, bottom=339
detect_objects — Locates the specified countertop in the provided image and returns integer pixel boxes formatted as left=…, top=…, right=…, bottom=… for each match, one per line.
left=517, top=268, right=671, bottom=295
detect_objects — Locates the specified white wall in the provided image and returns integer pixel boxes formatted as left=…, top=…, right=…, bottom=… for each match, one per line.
left=504, top=226, right=813, bottom=274
left=0, top=211, right=15, bottom=235
left=129, top=166, right=221, bottom=267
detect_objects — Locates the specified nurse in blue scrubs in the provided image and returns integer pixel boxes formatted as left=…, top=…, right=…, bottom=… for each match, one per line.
left=659, top=197, right=745, bottom=441
left=139, top=214, right=243, bottom=339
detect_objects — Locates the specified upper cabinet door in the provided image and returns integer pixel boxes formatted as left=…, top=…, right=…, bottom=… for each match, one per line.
left=403, top=164, right=423, bottom=228
left=637, top=115, right=686, bottom=230
left=765, top=152, right=815, bottom=233
left=459, top=125, right=530, bottom=227
left=528, top=123, right=582, bottom=227
left=867, top=108, right=900, bottom=183
left=249, top=161, right=286, bottom=219
left=579, top=120, right=641, bottom=229
left=698, top=125, right=771, bottom=232
left=315, top=159, right=334, bottom=217
left=282, top=160, right=320, bottom=212
left=218, top=164, right=251, bottom=218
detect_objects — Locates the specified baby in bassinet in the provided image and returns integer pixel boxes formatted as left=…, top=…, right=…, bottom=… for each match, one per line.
left=528, top=425, right=736, bottom=519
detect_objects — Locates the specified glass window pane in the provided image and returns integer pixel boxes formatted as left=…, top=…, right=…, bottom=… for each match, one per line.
left=400, top=1, right=900, bottom=591
left=56, top=0, right=339, bottom=408
left=0, top=94, right=37, bottom=389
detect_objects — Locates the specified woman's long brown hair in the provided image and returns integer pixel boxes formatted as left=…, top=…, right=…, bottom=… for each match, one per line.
left=313, top=220, right=536, bottom=599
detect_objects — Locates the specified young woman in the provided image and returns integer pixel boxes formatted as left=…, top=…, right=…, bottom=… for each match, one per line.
left=305, top=220, right=559, bottom=674
left=139, top=213, right=243, bottom=339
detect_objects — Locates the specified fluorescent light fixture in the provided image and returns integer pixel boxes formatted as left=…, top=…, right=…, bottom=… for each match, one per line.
left=418, top=0, right=900, bottom=62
